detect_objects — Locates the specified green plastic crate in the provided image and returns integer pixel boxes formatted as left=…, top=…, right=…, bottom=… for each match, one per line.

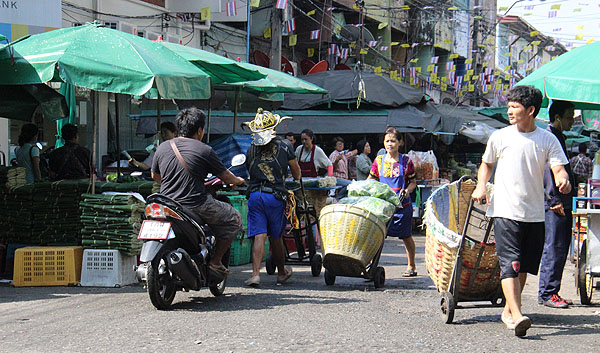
left=229, top=237, right=251, bottom=266
left=229, top=195, right=248, bottom=229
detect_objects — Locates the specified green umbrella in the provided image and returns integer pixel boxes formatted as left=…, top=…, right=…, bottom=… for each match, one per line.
left=0, top=22, right=211, bottom=99
left=0, top=84, right=69, bottom=121
left=55, top=83, right=77, bottom=148
left=517, top=41, right=600, bottom=110
left=215, top=62, right=329, bottom=94
left=157, top=41, right=266, bottom=84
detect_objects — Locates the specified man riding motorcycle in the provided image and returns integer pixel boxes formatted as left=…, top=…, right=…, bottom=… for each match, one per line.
left=151, top=108, right=245, bottom=277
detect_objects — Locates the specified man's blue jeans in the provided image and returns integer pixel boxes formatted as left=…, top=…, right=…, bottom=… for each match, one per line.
left=538, top=209, right=572, bottom=301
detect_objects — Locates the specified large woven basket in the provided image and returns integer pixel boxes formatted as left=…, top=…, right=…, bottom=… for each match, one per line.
left=319, top=204, right=386, bottom=268
left=424, top=180, right=500, bottom=297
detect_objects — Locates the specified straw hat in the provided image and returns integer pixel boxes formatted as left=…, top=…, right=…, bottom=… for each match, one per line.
left=245, top=108, right=291, bottom=146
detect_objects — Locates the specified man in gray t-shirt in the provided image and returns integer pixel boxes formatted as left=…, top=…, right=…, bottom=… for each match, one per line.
left=151, top=108, right=245, bottom=275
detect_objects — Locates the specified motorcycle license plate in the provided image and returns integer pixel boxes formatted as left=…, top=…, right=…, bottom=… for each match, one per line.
left=138, top=220, right=171, bottom=240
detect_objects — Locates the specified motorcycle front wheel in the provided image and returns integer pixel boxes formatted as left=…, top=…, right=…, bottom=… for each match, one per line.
left=147, top=251, right=177, bottom=310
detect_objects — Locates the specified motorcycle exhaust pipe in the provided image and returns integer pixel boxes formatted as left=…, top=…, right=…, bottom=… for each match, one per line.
left=167, top=249, right=200, bottom=291
left=135, top=263, right=147, bottom=282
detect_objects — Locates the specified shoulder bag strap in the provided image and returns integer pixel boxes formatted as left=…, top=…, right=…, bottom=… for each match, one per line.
left=169, top=139, right=194, bottom=175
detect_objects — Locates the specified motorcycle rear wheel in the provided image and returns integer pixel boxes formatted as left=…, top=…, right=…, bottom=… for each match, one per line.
left=147, top=252, right=177, bottom=310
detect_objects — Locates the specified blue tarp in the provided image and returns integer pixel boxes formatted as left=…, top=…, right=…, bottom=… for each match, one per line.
left=209, top=134, right=252, bottom=178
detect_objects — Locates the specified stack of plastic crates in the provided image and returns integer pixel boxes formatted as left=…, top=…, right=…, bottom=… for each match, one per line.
left=12, top=246, right=83, bottom=287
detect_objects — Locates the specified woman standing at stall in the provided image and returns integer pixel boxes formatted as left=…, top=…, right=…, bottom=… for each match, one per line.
left=368, top=127, right=418, bottom=277
left=329, top=136, right=358, bottom=180
left=355, top=140, right=372, bottom=181
left=295, top=129, right=332, bottom=177
left=15, top=123, right=41, bottom=184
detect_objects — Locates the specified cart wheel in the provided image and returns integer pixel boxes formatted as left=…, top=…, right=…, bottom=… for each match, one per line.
left=373, top=266, right=386, bottom=289
left=440, top=292, right=455, bottom=324
left=324, top=269, right=336, bottom=286
left=491, top=294, right=505, bottom=307
left=265, top=253, right=276, bottom=275
left=310, top=254, right=323, bottom=277
left=578, top=240, right=593, bottom=305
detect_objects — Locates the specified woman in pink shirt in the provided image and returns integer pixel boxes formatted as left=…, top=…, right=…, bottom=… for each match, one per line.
left=329, top=136, right=358, bottom=180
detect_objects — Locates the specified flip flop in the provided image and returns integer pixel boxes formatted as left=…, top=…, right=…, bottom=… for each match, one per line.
left=244, top=275, right=260, bottom=287
left=277, top=266, right=293, bottom=284
left=209, top=263, right=230, bottom=277
left=402, top=269, right=417, bottom=277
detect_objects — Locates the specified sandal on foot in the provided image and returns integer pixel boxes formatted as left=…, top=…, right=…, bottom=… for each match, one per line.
left=209, top=263, right=230, bottom=277
left=244, top=275, right=260, bottom=287
left=402, top=269, right=417, bottom=277
left=277, top=266, right=293, bottom=284
left=501, top=312, right=515, bottom=329
left=514, top=316, right=531, bottom=337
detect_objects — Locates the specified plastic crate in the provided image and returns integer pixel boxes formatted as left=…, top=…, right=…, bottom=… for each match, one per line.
left=5, top=244, right=38, bottom=278
left=80, top=249, right=137, bottom=287
left=229, top=237, right=251, bottom=266
left=229, top=195, right=248, bottom=229
left=13, top=246, right=83, bottom=287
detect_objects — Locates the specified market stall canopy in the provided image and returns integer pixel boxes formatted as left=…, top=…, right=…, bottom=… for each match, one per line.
left=157, top=41, right=266, bottom=84
left=214, top=62, right=329, bottom=95
left=281, top=71, right=426, bottom=110
left=434, top=105, right=508, bottom=129
left=517, top=40, right=600, bottom=110
left=0, top=22, right=212, bottom=99
left=0, top=84, right=69, bottom=121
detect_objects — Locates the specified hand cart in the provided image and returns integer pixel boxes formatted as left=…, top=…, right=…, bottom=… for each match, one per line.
left=265, top=181, right=324, bottom=277
left=440, top=199, right=503, bottom=324
left=572, top=196, right=600, bottom=305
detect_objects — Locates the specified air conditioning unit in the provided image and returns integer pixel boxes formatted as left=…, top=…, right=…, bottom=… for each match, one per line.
left=167, top=34, right=182, bottom=45
left=146, top=31, right=162, bottom=41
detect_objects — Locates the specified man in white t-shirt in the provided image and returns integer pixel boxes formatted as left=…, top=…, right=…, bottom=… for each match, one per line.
left=472, top=86, right=570, bottom=337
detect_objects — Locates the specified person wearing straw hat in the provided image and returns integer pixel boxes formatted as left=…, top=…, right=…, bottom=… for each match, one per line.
left=244, top=108, right=301, bottom=286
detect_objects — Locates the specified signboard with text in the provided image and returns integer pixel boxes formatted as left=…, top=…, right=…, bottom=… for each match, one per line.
left=0, top=0, right=61, bottom=28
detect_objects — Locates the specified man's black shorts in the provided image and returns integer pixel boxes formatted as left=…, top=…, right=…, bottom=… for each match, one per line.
left=494, top=217, right=545, bottom=279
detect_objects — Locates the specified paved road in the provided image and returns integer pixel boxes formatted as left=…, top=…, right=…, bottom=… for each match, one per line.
left=1, top=233, right=599, bottom=352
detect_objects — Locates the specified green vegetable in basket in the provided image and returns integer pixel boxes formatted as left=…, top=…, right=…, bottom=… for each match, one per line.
left=339, top=196, right=395, bottom=223
left=347, top=180, right=400, bottom=206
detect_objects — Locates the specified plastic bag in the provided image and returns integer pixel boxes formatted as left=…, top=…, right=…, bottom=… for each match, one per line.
left=339, top=196, right=396, bottom=223
left=347, top=180, right=400, bottom=206
left=407, top=150, right=439, bottom=181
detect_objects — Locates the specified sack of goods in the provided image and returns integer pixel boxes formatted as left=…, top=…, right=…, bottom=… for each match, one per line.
left=79, top=193, right=145, bottom=255
left=407, top=150, right=439, bottom=181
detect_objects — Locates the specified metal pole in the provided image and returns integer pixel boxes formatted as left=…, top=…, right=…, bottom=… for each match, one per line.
left=246, top=0, right=251, bottom=62
left=91, top=91, right=97, bottom=194
left=207, top=97, right=212, bottom=143
left=233, top=88, right=240, bottom=134
left=114, top=93, right=121, bottom=181
left=156, top=92, right=161, bottom=138
left=317, top=0, right=328, bottom=62
left=270, top=3, right=282, bottom=71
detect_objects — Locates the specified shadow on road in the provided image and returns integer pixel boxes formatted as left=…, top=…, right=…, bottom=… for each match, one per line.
left=0, top=283, right=146, bottom=304
left=170, top=291, right=366, bottom=312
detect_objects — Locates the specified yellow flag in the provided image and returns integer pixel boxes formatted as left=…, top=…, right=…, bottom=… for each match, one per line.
left=523, top=45, right=532, bottom=51
left=390, top=70, right=397, bottom=79
left=551, top=4, right=561, bottom=10
left=349, top=41, right=357, bottom=49
left=517, top=59, right=524, bottom=64
left=482, top=62, right=488, bottom=67
left=467, top=69, right=473, bottom=76
left=353, top=4, right=360, bottom=10
left=468, top=84, right=475, bottom=92
left=464, top=75, right=471, bottom=82
left=444, top=40, right=452, bottom=44
left=478, top=44, right=485, bottom=48
left=576, top=34, right=584, bottom=40
left=307, top=48, right=314, bottom=57
left=416, top=67, right=421, bottom=73
left=306, top=9, right=316, bottom=16
left=289, top=34, right=297, bottom=46
left=427, top=64, right=435, bottom=72
left=531, top=40, right=541, bottom=46
left=576, top=24, right=585, bottom=30
left=441, top=77, right=447, bottom=82
left=465, top=58, right=473, bottom=64
left=334, top=25, right=342, bottom=34
left=458, top=91, right=464, bottom=97
left=504, top=66, right=511, bottom=71
left=441, top=83, right=447, bottom=92
left=250, top=0, right=260, bottom=7
left=434, top=44, right=442, bottom=48
left=530, top=31, right=540, bottom=37
left=374, top=66, right=382, bottom=76
left=430, top=72, right=437, bottom=80
left=378, top=22, right=388, bottom=30
left=434, top=78, right=440, bottom=85
left=524, top=12, right=533, bottom=16
left=401, top=44, right=410, bottom=48
left=505, top=74, right=511, bottom=80
left=473, top=16, right=482, bottom=20
left=499, top=6, right=508, bottom=11
left=587, top=39, right=595, bottom=44
left=448, top=6, right=458, bottom=11
left=201, top=7, right=211, bottom=21
left=409, top=58, right=419, bottom=63
left=360, top=48, right=368, bottom=54
left=390, top=42, right=400, bottom=46
left=504, top=52, right=512, bottom=57
left=264, top=27, right=271, bottom=38
left=449, top=54, right=459, bottom=59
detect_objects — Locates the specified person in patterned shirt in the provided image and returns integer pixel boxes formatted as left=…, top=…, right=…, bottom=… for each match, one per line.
left=570, top=143, right=593, bottom=184
left=368, top=127, right=417, bottom=277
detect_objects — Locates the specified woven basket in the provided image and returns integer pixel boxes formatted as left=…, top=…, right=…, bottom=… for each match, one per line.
left=319, top=204, right=386, bottom=267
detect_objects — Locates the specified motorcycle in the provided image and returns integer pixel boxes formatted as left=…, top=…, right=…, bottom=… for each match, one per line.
left=136, top=154, right=246, bottom=310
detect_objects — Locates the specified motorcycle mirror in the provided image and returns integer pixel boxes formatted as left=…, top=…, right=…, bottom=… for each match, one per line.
left=231, top=154, right=246, bottom=167
left=131, top=171, right=142, bottom=177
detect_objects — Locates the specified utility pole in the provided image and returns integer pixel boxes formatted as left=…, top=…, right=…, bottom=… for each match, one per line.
left=471, top=0, right=480, bottom=106
left=269, top=2, right=283, bottom=71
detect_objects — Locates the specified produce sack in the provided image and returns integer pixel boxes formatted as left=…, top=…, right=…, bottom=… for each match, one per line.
left=407, top=150, right=439, bottom=180
left=347, top=180, right=400, bottom=206
left=339, top=196, right=395, bottom=223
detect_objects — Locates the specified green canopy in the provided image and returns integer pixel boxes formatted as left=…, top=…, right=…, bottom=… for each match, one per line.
left=0, top=22, right=212, bottom=99
left=214, top=62, right=329, bottom=94
left=517, top=41, right=600, bottom=110
left=0, top=84, right=69, bottom=121
left=157, top=41, right=266, bottom=84
left=0, top=34, right=6, bottom=42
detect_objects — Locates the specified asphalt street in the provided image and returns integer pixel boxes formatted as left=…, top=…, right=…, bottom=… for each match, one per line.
left=1, top=233, right=599, bottom=352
